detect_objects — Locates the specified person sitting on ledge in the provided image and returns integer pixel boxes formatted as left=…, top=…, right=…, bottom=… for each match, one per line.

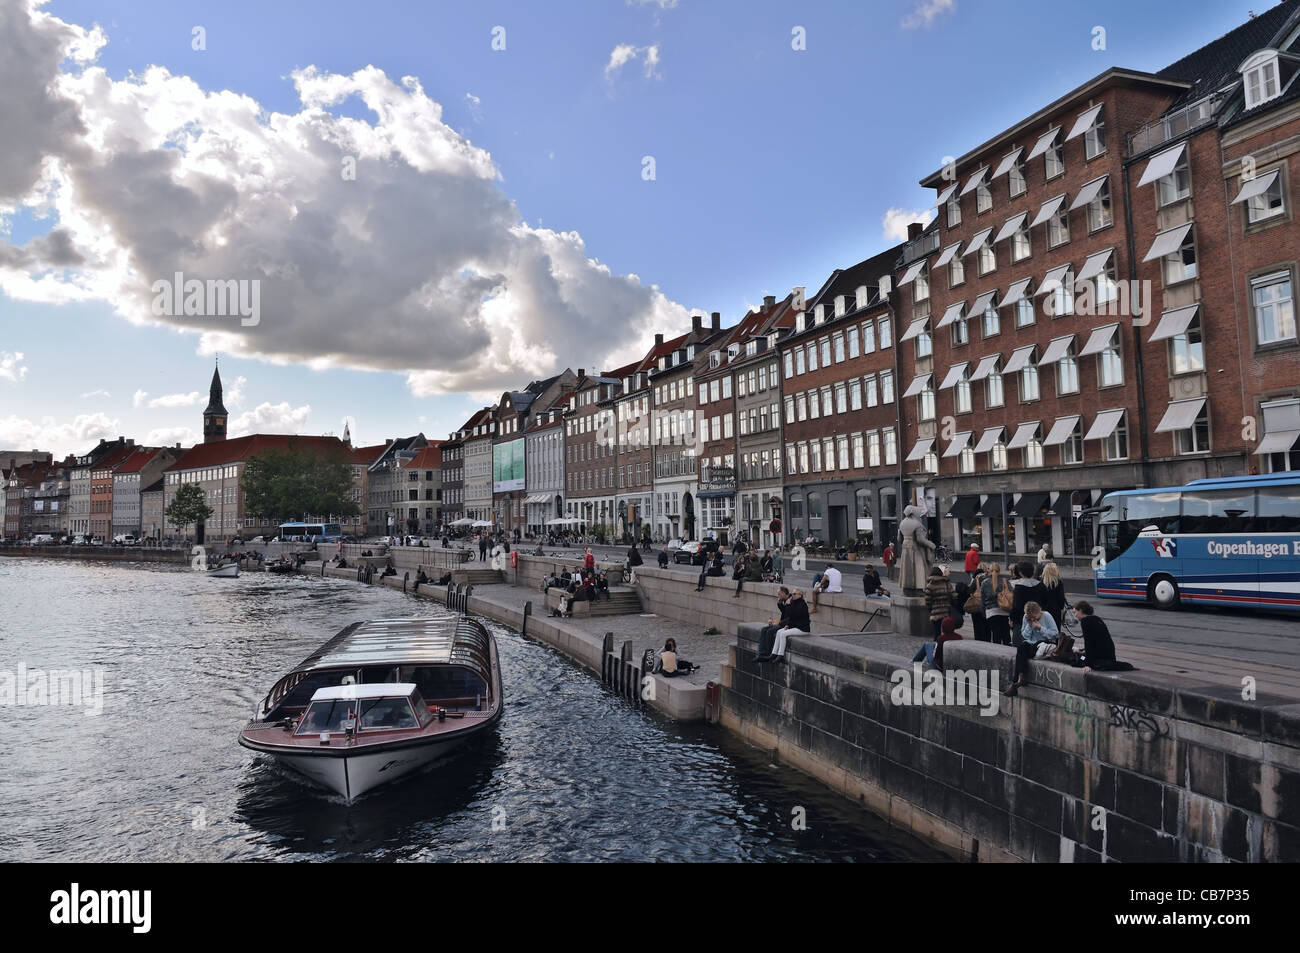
left=755, top=587, right=792, bottom=661
left=437, top=571, right=453, bottom=586
left=1003, top=601, right=1059, bottom=696
left=551, top=593, right=571, bottom=618
left=767, top=589, right=810, bottom=662
left=659, top=638, right=697, bottom=677
left=595, top=569, right=611, bottom=601
left=809, top=562, right=842, bottom=614
left=413, top=567, right=428, bottom=591
left=912, top=615, right=962, bottom=670
left=862, top=564, right=887, bottom=598
left=759, top=549, right=774, bottom=579
left=1068, top=600, right=1135, bottom=673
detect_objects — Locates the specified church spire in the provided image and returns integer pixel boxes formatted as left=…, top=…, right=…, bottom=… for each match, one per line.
left=203, top=358, right=228, bottom=443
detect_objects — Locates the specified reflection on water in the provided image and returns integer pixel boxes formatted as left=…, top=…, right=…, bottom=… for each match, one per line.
left=0, top=558, right=946, bottom=862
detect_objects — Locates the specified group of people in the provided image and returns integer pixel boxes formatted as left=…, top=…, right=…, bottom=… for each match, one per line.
left=753, top=586, right=812, bottom=662
left=546, top=564, right=611, bottom=617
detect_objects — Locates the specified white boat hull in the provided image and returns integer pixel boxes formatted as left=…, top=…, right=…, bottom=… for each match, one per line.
left=208, top=565, right=240, bottom=578
left=271, top=733, right=475, bottom=801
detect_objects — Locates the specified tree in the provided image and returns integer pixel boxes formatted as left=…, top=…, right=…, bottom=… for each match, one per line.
left=166, top=483, right=213, bottom=535
left=241, top=446, right=361, bottom=526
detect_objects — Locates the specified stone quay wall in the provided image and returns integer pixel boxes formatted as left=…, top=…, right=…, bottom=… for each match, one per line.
left=721, top=628, right=1300, bottom=862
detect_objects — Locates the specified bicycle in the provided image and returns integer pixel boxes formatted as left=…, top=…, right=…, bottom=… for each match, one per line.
left=934, top=543, right=954, bottom=563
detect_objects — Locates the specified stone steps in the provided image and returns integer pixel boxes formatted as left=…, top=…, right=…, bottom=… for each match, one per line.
left=451, top=568, right=505, bottom=585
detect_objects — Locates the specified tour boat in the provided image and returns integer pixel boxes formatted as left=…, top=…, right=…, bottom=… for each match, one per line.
left=207, top=564, right=240, bottom=578
left=239, top=617, right=503, bottom=802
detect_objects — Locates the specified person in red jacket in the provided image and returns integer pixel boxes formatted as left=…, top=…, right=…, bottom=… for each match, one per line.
left=583, top=547, right=595, bottom=572
left=911, top=616, right=962, bottom=670
left=964, top=543, right=981, bottom=575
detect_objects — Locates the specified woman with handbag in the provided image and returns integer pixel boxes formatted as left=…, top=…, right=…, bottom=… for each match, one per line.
left=925, top=566, right=954, bottom=638
left=965, top=563, right=988, bottom=641
left=979, top=562, right=1013, bottom=645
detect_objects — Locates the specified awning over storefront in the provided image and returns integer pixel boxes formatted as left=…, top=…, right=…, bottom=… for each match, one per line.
left=523, top=493, right=552, bottom=505
left=1009, top=492, right=1049, bottom=517
left=975, top=495, right=1005, bottom=516
left=945, top=495, right=981, bottom=519
left=696, top=489, right=735, bottom=499
left=1155, top=397, right=1206, bottom=433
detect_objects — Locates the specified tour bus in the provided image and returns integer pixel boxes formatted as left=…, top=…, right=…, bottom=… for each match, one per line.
left=277, top=522, right=343, bottom=543
left=1094, top=471, right=1300, bottom=611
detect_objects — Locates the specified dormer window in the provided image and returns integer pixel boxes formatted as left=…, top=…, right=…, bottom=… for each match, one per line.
left=1242, top=50, right=1282, bottom=109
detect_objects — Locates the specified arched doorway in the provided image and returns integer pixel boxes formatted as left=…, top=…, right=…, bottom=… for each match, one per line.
left=682, top=491, right=695, bottom=540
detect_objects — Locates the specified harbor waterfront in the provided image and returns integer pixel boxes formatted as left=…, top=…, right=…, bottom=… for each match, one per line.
left=0, top=558, right=945, bottom=862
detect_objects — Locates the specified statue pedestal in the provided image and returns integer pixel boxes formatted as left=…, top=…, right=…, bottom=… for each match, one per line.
left=891, top=591, right=931, bottom=639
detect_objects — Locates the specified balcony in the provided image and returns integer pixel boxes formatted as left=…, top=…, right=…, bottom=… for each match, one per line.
left=1125, top=92, right=1226, bottom=157
left=901, top=227, right=940, bottom=265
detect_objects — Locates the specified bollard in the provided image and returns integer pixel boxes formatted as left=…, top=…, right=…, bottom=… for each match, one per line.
left=403, top=571, right=409, bottom=594
left=522, top=600, right=531, bottom=637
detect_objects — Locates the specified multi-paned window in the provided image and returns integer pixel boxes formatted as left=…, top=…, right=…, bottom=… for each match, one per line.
left=990, top=440, right=1008, bottom=470
left=1009, top=159, right=1026, bottom=197
left=1103, top=413, right=1128, bottom=461
left=879, top=316, right=892, bottom=349
left=1057, top=342, right=1079, bottom=394
left=914, top=264, right=930, bottom=302
left=952, top=317, right=969, bottom=346
left=1175, top=404, right=1211, bottom=455
left=917, top=326, right=933, bottom=359
left=1062, top=420, right=1084, bottom=464
left=1253, top=271, right=1296, bottom=346
left=1088, top=178, right=1113, bottom=231
left=949, top=254, right=965, bottom=287
left=1171, top=315, right=1205, bottom=374
left=1016, top=296, right=1035, bottom=328
left=1012, top=221, right=1031, bottom=262
left=983, top=301, right=1000, bottom=338
left=978, top=242, right=996, bottom=275
left=1048, top=204, right=1070, bottom=247
left=1085, top=115, right=1106, bottom=159
left=1158, top=152, right=1191, bottom=207
left=919, top=387, right=936, bottom=422
left=986, top=362, right=1004, bottom=408
left=1024, top=439, right=1044, bottom=468
left=1163, top=228, right=1198, bottom=285
left=954, top=372, right=972, bottom=414
left=1247, top=171, right=1285, bottom=223
left=976, top=179, right=993, bottom=214
left=1021, top=353, right=1040, bottom=402
left=1045, top=135, right=1065, bottom=179
left=947, top=195, right=961, bottom=228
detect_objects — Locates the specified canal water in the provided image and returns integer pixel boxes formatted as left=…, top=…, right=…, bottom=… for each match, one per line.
left=0, top=558, right=945, bottom=861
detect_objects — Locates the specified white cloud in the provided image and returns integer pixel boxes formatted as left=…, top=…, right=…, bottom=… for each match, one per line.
left=605, top=43, right=662, bottom=82
left=464, top=92, right=482, bottom=122
left=902, top=0, right=956, bottom=30
left=0, top=351, right=27, bottom=383
left=642, top=45, right=661, bottom=80
left=0, top=412, right=120, bottom=457
left=229, top=401, right=311, bottom=437
left=132, top=389, right=148, bottom=408
left=147, top=391, right=203, bottom=408
left=881, top=206, right=936, bottom=242
left=80, top=388, right=110, bottom=398
left=629, top=0, right=679, bottom=8
left=0, top=6, right=689, bottom=397
left=226, top=374, right=246, bottom=406
left=145, top=425, right=197, bottom=447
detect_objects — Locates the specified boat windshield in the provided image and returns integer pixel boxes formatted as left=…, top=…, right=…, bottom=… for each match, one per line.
left=355, top=696, right=419, bottom=732
left=296, top=699, right=356, bottom=735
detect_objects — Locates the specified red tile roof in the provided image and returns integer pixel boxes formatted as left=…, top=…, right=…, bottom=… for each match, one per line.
left=94, top=445, right=138, bottom=473
left=351, top=443, right=388, bottom=464
left=165, top=434, right=350, bottom=471
left=113, top=447, right=162, bottom=474
left=637, top=332, right=688, bottom=372
left=406, top=445, right=443, bottom=469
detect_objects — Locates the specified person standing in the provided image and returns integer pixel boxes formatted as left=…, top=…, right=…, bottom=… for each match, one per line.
left=980, top=562, right=1011, bottom=645
left=1010, top=562, right=1048, bottom=641
left=924, top=566, right=954, bottom=638
left=964, top=543, right=981, bottom=577
left=583, top=547, right=595, bottom=572
left=478, top=535, right=488, bottom=562
left=1039, top=562, right=1068, bottom=628
left=733, top=554, right=748, bottom=598
left=882, top=541, right=895, bottom=579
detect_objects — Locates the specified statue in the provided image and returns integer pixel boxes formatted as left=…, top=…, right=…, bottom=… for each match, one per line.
left=897, top=504, right=935, bottom=593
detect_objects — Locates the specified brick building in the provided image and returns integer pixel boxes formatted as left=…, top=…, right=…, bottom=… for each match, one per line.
left=565, top=370, right=625, bottom=535
left=614, top=335, right=682, bottom=544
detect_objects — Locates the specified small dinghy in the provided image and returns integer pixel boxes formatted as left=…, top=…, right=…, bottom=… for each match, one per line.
left=207, top=564, right=240, bottom=578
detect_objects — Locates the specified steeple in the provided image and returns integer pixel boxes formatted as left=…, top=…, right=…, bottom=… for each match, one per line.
left=203, top=359, right=228, bottom=443
left=342, top=421, right=352, bottom=446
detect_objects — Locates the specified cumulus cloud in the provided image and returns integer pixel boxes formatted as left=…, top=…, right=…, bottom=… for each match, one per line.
left=902, top=0, right=956, bottom=29
left=226, top=374, right=246, bottom=406
left=0, top=411, right=119, bottom=457
left=0, top=351, right=27, bottom=383
left=605, top=44, right=662, bottom=82
left=144, top=425, right=197, bottom=446
left=147, top=391, right=203, bottom=408
left=80, top=388, right=110, bottom=398
left=0, top=5, right=689, bottom=397
left=881, top=206, right=936, bottom=242
left=229, top=401, right=311, bottom=437
left=132, top=389, right=148, bottom=408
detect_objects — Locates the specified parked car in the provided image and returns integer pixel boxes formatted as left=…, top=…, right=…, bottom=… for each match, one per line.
left=30, top=534, right=56, bottom=545
left=112, top=534, right=138, bottom=546
left=70, top=534, right=89, bottom=545
left=666, top=538, right=683, bottom=551
left=673, top=540, right=707, bottom=565
left=249, top=535, right=267, bottom=544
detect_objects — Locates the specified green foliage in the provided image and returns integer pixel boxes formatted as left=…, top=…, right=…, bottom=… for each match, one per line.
left=165, top=482, right=213, bottom=530
left=241, top=446, right=361, bottom=524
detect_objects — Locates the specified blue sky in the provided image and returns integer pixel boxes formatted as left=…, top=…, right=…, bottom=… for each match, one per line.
left=0, top=0, right=1271, bottom=456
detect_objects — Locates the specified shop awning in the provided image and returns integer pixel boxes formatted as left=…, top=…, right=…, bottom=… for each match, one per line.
left=1231, top=169, right=1280, bottom=205
left=935, top=301, right=966, bottom=329
left=934, top=242, right=961, bottom=268
left=1004, top=344, right=1036, bottom=374
left=973, top=426, right=1004, bottom=454
left=1065, top=103, right=1104, bottom=141
left=943, top=431, right=973, bottom=457
left=1137, top=142, right=1186, bottom=187
left=1149, top=303, right=1200, bottom=343
left=898, top=259, right=927, bottom=286
left=969, top=354, right=1001, bottom=382
left=1079, top=323, right=1120, bottom=356
left=1038, top=263, right=1071, bottom=295
left=939, top=362, right=969, bottom=390
left=992, top=147, right=1023, bottom=179
left=902, top=373, right=932, bottom=398
left=963, top=227, right=994, bottom=256
left=945, top=495, right=981, bottom=519
left=1027, top=127, right=1061, bottom=160
left=1043, top=415, right=1082, bottom=446
left=1007, top=421, right=1040, bottom=450
left=900, top=317, right=929, bottom=343
left=1155, top=397, right=1206, bottom=433
left=1039, top=334, right=1075, bottom=366
left=931, top=182, right=959, bottom=208
left=1009, top=491, right=1050, bottom=517
left=966, top=289, right=998, bottom=319
left=1046, top=493, right=1073, bottom=515
left=1076, top=247, right=1114, bottom=283
left=1084, top=409, right=1125, bottom=441
left=1030, top=193, right=1067, bottom=228
left=1257, top=398, right=1300, bottom=454
left=960, top=166, right=990, bottom=196
left=524, top=493, right=552, bottom=505
left=976, top=495, right=1005, bottom=516
left=994, top=211, right=1028, bottom=243
left=1001, top=277, right=1033, bottom=308
left=1070, top=174, right=1109, bottom=210
left=905, top=437, right=935, bottom=462
left=1143, top=222, right=1193, bottom=263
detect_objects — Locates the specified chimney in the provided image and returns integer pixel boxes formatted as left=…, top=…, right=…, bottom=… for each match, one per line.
left=711, top=311, right=720, bottom=330
left=907, top=222, right=923, bottom=241
left=654, top=333, right=664, bottom=346
left=764, top=295, right=776, bottom=308
left=691, top=313, right=702, bottom=333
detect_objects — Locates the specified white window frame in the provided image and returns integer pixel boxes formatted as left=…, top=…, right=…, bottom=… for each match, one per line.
left=1252, top=271, right=1297, bottom=347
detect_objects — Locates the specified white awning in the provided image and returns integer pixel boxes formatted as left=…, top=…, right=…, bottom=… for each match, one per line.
left=1143, top=222, right=1193, bottom=263
left=1231, top=169, right=1280, bottom=204
left=1038, top=263, right=1071, bottom=295
left=1065, top=103, right=1104, bottom=141
left=1155, top=398, right=1207, bottom=433
left=973, top=426, right=1004, bottom=453
left=1257, top=398, right=1300, bottom=454
left=1149, top=303, right=1200, bottom=342
left=1007, top=421, right=1040, bottom=450
left=1079, top=323, right=1120, bottom=356
left=966, top=289, right=998, bottom=319
left=1084, top=409, right=1126, bottom=441
left=906, top=437, right=935, bottom=462
left=898, top=260, right=927, bottom=286
left=1076, top=247, right=1114, bottom=283
left=1003, top=344, right=1036, bottom=374
left=1039, top=334, right=1075, bottom=366
left=1043, top=415, right=1082, bottom=446
left=1027, top=127, right=1061, bottom=160
left=900, top=316, right=929, bottom=342
left=1070, top=174, right=1109, bottom=210
left=1137, top=142, right=1186, bottom=187
left=960, top=166, right=989, bottom=196
left=525, top=493, right=553, bottom=505
left=1030, top=193, right=1068, bottom=228
left=934, top=242, right=961, bottom=267
left=935, top=301, right=966, bottom=329
left=969, top=354, right=1002, bottom=382
left=992, top=147, right=1023, bottom=179
left=994, top=212, right=1028, bottom=243
left=939, top=362, right=969, bottom=390
left=962, top=227, right=994, bottom=256
left=902, top=373, right=932, bottom=398
left=943, top=432, right=973, bottom=457
left=931, top=182, right=959, bottom=208
left=1001, top=277, right=1033, bottom=308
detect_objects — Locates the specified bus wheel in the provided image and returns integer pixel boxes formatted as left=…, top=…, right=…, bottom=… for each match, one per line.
left=1149, top=575, right=1181, bottom=610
